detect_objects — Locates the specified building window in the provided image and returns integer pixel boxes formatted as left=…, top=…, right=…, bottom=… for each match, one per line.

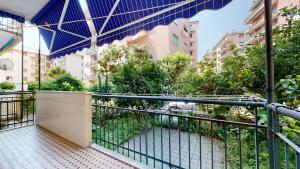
left=184, top=42, right=188, bottom=49
left=190, top=33, right=193, bottom=38
left=172, top=34, right=179, bottom=46
left=183, top=25, right=188, bottom=33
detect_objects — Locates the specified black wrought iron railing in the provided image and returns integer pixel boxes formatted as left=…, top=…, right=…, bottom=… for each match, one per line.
left=0, top=91, right=35, bottom=130
left=267, top=104, right=300, bottom=169
left=92, top=94, right=270, bottom=169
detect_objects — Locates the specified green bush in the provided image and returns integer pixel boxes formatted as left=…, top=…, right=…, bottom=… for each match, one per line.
left=0, top=81, right=15, bottom=90
left=28, top=73, right=84, bottom=91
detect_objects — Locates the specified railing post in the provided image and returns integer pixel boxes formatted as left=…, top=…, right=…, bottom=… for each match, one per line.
left=264, top=0, right=280, bottom=168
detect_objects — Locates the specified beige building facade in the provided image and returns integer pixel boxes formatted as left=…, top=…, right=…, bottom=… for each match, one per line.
left=0, top=49, right=50, bottom=87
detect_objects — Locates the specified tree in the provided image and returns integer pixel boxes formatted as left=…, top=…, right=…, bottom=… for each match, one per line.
left=28, top=73, right=84, bottom=91
left=160, top=52, right=192, bottom=85
left=47, top=66, right=66, bottom=79
left=111, top=46, right=167, bottom=95
left=216, top=45, right=255, bottom=95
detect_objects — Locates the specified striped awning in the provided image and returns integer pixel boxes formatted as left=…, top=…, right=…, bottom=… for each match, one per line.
left=87, top=0, right=231, bottom=47
left=0, top=0, right=232, bottom=58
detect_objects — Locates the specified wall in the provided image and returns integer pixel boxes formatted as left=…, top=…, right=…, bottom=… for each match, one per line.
left=36, top=91, right=92, bottom=148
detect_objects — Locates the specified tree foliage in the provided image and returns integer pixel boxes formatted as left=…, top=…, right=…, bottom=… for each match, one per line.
left=47, top=66, right=66, bottom=79
left=111, top=46, right=167, bottom=95
left=28, top=73, right=84, bottom=91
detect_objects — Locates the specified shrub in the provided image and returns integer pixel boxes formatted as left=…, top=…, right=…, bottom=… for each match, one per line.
left=0, top=81, right=15, bottom=90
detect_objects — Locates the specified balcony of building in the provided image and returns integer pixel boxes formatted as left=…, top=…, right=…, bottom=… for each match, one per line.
left=244, top=0, right=278, bottom=24
left=0, top=91, right=299, bottom=169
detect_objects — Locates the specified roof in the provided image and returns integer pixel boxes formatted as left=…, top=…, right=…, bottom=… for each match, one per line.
left=0, top=0, right=232, bottom=59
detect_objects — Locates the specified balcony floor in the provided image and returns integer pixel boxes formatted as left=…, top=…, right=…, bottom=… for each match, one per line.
left=0, top=126, right=137, bottom=169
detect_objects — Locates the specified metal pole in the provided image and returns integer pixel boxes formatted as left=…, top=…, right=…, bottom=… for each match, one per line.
left=264, top=0, right=279, bottom=168
left=21, top=23, right=24, bottom=120
left=21, top=23, right=24, bottom=92
left=38, top=32, right=41, bottom=90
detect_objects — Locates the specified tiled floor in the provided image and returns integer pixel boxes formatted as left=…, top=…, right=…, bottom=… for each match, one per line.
left=0, top=126, right=137, bottom=169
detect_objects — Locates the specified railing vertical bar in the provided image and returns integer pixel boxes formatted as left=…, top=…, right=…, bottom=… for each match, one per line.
left=152, top=113, right=156, bottom=168
left=285, top=143, right=289, bottom=169
left=108, top=106, right=111, bottom=149
left=254, top=107, right=259, bottom=169
left=95, top=99, right=99, bottom=145
left=211, top=121, right=214, bottom=169
left=224, top=123, right=228, bottom=169
left=112, top=107, right=115, bottom=151
left=26, top=97, right=29, bottom=125
left=168, top=115, right=171, bottom=167
left=199, top=119, right=202, bottom=169
left=32, top=95, right=35, bottom=123
left=127, top=110, right=130, bottom=156
left=133, top=110, right=136, bottom=160
left=6, top=102, right=8, bottom=127
left=296, top=152, right=300, bottom=169
left=188, top=118, right=191, bottom=169
left=239, top=125, right=242, bottom=169
left=160, top=114, right=163, bottom=169
left=145, top=109, right=149, bottom=165
left=179, top=116, right=182, bottom=168
left=116, top=107, right=120, bottom=153
left=139, top=110, right=142, bottom=162
left=99, top=103, right=102, bottom=146
left=13, top=99, right=16, bottom=128
left=122, top=105, right=125, bottom=155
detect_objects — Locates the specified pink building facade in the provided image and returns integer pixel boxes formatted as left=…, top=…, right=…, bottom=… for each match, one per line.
left=203, top=31, right=252, bottom=72
left=125, top=19, right=199, bottom=64
left=245, top=0, right=300, bottom=44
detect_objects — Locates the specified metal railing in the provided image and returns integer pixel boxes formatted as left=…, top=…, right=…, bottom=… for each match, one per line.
left=0, top=91, right=35, bottom=130
left=92, top=94, right=269, bottom=169
left=267, top=104, right=300, bottom=169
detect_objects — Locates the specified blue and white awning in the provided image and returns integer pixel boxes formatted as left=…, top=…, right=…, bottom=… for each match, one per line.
left=0, top=0, right=232, bottom=58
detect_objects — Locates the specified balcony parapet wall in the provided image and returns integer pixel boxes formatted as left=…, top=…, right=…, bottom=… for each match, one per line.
left=36, top=91, right=92, bottom=148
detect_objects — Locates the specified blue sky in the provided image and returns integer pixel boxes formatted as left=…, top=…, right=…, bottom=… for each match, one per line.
left=191, top=0, right=252, bottom=59
left=19, top=0, right=252, bottom=60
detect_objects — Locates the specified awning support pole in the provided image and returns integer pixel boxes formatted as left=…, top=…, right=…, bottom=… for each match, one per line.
left=21, top=24, right=24, bottom=92
left=264, top=0, right=279, bottom=168
left=38, top=32, right=41, bottom=90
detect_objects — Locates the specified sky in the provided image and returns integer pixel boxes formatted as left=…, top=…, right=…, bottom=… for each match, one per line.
left=17, top=0, right=253, bottom=60
left=191, top=0, right=253, bottom=59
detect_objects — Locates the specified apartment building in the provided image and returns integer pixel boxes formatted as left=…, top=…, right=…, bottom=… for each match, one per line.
left=51, top=49, right=98, bottom=85
left=203, top=31, right=252, bottom=72
left=0, top=49, right=50, bottom=87
left=124, top=18, right=199, bottom=64
left=51, top=18, right=199, bottom=85
left=245, top=0, right=300, bottom=45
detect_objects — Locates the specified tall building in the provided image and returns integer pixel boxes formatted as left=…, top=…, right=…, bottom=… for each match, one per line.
left=203, top=31, right=252, bottom=72
left=51, top=49, right=98, bottom=85
left=123, top=18, right=199, bottom=64
left=245, top=0, right=300, bottom=45
left=51, top=18, right=199, bottom=85
left=0, top=49, right=50, bottom=88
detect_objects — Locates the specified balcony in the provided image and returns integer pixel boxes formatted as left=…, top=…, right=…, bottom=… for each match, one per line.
left=0, top=91, right=299, bottom=169
left=85, top=61, right=97, bottom=68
